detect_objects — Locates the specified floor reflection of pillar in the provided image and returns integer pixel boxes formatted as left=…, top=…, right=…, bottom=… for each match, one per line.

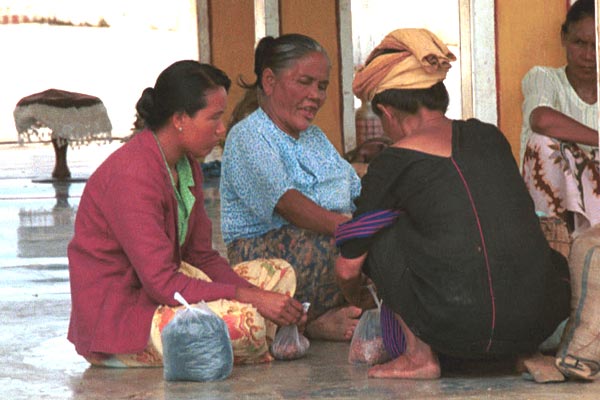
left=52, top=181, right=71, bottom=209
left=16, top=181, right=75, bottom=259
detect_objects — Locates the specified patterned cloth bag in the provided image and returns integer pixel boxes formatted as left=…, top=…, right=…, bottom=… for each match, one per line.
left=539, top=216, right=573, bottom=260
left=556, top=225, right=600, bottom=380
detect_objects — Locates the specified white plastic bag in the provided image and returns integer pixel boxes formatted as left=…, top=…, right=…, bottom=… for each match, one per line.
left=270, top=302, right=311, bottom=361
left=348, top=285, right=390, bottom=365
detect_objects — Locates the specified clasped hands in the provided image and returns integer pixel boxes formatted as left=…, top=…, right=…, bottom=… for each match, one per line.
left=236, top=286, right=307, bottom=328
left=335, top=253, right=377, bottom=310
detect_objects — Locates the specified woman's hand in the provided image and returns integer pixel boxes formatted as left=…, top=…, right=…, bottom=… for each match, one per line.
left=335, top=253, right=376, bottom=309
left=235, top=287, right=306, bottom=326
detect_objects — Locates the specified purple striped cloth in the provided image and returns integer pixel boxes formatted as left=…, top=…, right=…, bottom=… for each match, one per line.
left=381, top=303, right=406, bottom=358
left=334, top=209, right=403, bottom=247
left=335, top=209, right=406, bottom=358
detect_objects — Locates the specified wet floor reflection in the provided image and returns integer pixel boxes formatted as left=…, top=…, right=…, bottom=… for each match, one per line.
left=12, top=177, right=226, bottom=262
left=17, top=181, right=75, bottom=258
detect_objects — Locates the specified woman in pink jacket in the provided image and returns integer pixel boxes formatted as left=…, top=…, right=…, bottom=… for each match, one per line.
left=67, top=60, right=305, bottom=367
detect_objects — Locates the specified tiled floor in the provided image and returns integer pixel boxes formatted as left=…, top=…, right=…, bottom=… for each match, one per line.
left=2, top=142, right=600, bottom=399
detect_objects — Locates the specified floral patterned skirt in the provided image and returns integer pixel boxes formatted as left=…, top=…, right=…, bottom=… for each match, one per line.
left=227, top=225, right=345, bottom=320
left=522, top=133, right=600, bottom=234
left=85, top=258, right=296, bottom=367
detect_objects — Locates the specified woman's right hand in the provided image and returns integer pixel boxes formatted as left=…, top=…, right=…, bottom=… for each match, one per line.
left=235, top=287, right=305, bottom=326
left=335, top=254, right=376, bottom=308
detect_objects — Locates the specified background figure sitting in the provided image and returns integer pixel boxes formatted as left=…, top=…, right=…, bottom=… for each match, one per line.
left=520, top=0, right=599, bottom=236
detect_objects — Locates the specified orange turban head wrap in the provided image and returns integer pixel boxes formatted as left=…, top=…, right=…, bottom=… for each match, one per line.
left=353, top=28, right=456, bottom=101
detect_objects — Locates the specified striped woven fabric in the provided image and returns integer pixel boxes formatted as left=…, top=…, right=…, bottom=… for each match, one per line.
left=335, top=209, right=407, bottom=359
left=334, top=209, right=403, bottom=247
left=381, top=303, right=407, bottom=358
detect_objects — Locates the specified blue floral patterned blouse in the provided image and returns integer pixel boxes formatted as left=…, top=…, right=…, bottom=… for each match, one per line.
left=220, top=108, right=361, bottom=244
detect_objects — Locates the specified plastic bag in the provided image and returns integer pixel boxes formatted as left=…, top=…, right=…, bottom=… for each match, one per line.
left=270, top=302, right=310, bottom=361
left=348, top=285, right=390, bottom=365
left=162, top=292, right=233, bottom=381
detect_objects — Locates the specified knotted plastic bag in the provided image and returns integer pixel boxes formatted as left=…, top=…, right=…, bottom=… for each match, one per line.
left=348, top=285, right=390, bottom=365
left=270, top=302, right=310, bottom=361
left=162, top=292, right=233, bottom=381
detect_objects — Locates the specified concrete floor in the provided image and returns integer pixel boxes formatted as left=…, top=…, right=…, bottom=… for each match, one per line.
left=2, top=142, right=600, bottom=400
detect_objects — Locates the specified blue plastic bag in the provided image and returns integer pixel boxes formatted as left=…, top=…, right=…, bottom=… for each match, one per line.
left=162, top=293, right=233, bottom=381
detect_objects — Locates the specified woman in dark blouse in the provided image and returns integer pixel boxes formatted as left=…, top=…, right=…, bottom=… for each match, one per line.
left=336, top=28, right=570, bottom=379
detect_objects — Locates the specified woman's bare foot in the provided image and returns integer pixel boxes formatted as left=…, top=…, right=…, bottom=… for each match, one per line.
left=368, top=310, right=440, bottom=379
left=368, top=351, right=441, bottom=379
left=305, top=306, right=362, bottom=341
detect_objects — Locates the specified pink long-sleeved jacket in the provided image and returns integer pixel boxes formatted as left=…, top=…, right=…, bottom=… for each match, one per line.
left=67, top=130, right=252, bottom=357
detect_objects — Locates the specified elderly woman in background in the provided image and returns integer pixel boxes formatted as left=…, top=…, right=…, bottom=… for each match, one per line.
left=335, top=29, right=570, bottom=379
left=68, top=60, right=305, bottom=368
left=520, top=0, right=599, bottom=235
left=220, top=33, right=362, bottom=341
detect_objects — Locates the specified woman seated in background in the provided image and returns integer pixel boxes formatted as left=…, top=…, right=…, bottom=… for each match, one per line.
left=335, top=28, right=570, bottom=379
left=220, top=33, right=362, bottom=341
left=68, top=60, right=305, bottom=367
left=520, top=0, right=599, bottom=236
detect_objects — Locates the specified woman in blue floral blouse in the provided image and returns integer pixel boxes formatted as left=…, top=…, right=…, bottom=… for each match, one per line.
left=221, top=34, right=363, bottom=341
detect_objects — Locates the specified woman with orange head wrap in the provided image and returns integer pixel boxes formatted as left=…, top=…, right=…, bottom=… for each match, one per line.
left=335, top=29, right=570, bottom=379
